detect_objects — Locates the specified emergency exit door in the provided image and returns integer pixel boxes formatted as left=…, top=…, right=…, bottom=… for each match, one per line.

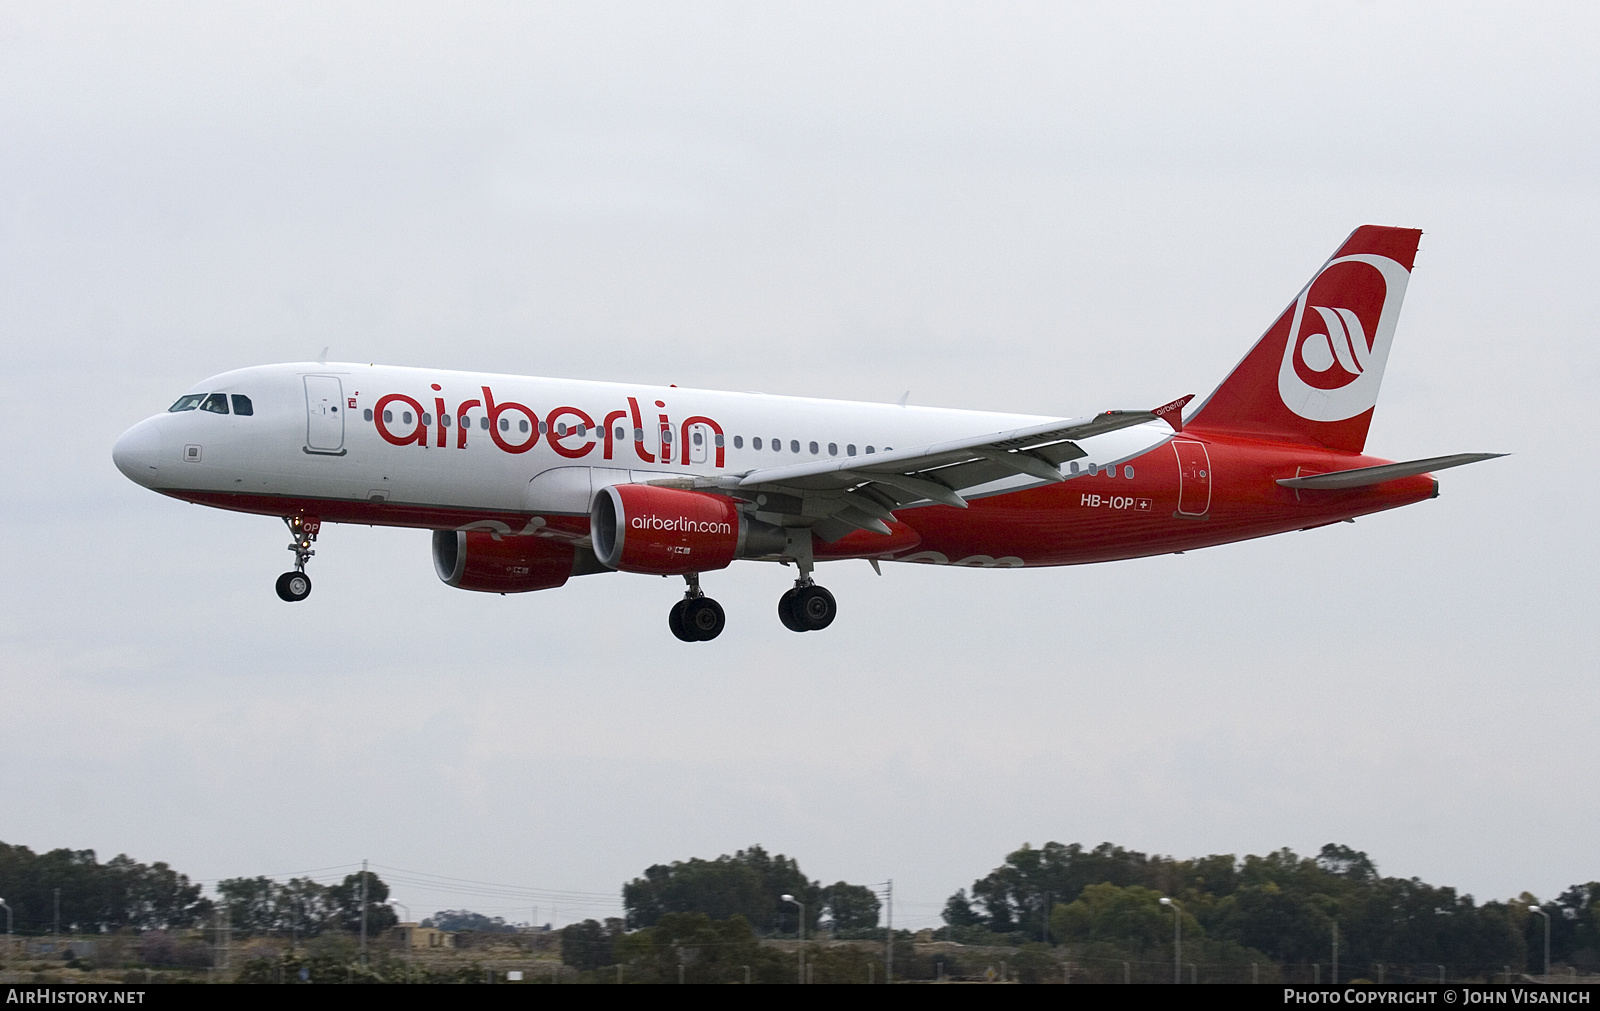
left=304, top=375, right=346, bottom=454
left=1172, top=440, right=1211, bottom=516
left=687, top=423, right=712, bottom=464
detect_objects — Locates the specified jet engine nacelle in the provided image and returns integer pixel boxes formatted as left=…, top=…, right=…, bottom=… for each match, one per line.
left=591, top=484, right=784, bottom=575
left=432, top=529, right=576, bottom=593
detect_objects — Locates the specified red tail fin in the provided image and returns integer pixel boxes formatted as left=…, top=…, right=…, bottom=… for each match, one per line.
left=1186, top=225, right=1422, bottom=453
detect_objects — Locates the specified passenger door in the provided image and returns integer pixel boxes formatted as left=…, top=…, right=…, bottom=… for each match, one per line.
left=1172, top=440, right=1211, bottom=516
left=304, top=375, right=346, bottom=454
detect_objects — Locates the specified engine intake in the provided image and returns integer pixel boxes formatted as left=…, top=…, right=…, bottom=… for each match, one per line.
left=591, top=484, right=783, bottom=575
left=432, top=529, right=579, bottom=593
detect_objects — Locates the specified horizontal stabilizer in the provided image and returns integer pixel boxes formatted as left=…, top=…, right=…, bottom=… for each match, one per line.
left=1276, top=453, right=1506, bottom=490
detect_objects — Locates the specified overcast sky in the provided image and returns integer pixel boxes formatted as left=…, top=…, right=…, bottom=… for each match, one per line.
left=2, top=2, right=1596, bottom=929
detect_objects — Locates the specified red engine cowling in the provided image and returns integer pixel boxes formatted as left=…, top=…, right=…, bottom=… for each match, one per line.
left=591, top=484, right=747, bottom=575
left=432, top=530, right=575, bottom=593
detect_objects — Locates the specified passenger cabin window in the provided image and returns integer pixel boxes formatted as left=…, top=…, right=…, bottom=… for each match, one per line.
left=808, top=441, right=818, bottom=454
left=752, top=437, right=762, bottom=450
left=364, top=408, right=373, bottom=422
left=200, top=393, right=229, bottom=414
left=790, top=440, right=800, bottom=453
left=847, top=444, right=856, bottom=456
left=168, top=394, right=204, bottom=412
left=733, top=436, right=744, bottom=449
left=231, top=395, right=253, bottom=416
left=828, top=443, right=837, bottom=455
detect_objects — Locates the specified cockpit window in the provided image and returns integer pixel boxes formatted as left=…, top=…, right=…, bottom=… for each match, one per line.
left=231, top=394, right=253, bottom=416
left=168, top=394, right=204, bottom=412
left=200, top=393, right=230, bottom=414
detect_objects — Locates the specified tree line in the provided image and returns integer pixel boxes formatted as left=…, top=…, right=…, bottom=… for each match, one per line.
left=0, top=842, right=210, bottom=933
left=557, top=840, right=1598, bottom=982
left=0, top=842, right=393, bottom=938
left=7, top=836, right=1595, bottom=982
left=942, top=841, right=1600, bottom=979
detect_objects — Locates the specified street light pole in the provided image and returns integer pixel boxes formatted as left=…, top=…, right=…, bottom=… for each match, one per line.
left=1529, top=905, right=1551, bottom=983
left=359, top=859, right=369, bottom=967
left=0, top=897, right=11, bottom=964
left=1160, top=898, right=1181, bottom=984
left=781, top=894, right=805, bottom=985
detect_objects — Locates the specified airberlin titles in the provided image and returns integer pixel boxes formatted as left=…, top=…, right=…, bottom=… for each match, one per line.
left=370, top=383, right=725, bottom=467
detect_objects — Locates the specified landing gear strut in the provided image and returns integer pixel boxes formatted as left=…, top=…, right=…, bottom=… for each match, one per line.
left=669, top=572, right=726, bottom=642
left=776, top=544, right=837, bottom=633
left=275, top=515, right=319, bottom=602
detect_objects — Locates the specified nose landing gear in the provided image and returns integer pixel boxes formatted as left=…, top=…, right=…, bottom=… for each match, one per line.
left=275, top=515, right=319, bottom=602
left=668, top=572, right=726, bottom=642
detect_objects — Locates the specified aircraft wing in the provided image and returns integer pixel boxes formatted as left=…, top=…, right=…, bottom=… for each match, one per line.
left=650, top=396, right=1191, bottom=539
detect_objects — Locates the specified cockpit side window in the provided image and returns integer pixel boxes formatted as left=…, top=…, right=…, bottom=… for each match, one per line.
left=231, top=394, right=253, bottom=416
left=168, top=394, right=204, bottom=412
left=200, top=393, right=230, bottom=414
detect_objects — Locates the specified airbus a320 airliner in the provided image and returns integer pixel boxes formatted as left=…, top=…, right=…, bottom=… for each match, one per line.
left=113, top=226, right=1499, bottom=641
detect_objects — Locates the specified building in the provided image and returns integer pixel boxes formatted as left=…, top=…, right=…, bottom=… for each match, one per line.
left=394, top=922, right=455, bottom=949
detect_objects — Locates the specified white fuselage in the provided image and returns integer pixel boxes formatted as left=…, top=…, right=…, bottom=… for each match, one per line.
left=113, top=362, right=1169, bottom=524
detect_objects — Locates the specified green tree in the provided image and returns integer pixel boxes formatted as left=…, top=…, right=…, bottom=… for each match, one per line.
left=622, top=845, right=823, bottom=934
left=324, top=872, right=397, bottom=936
left=422, top=909, right=518, bottom=932
left=824, top=881, right=880, bottom=931
left=561, top=917, right=624, bottom=970
left=941, top=888, right=986, bottom=930
left=954, top=841, right=1164, bottom=937
left=217, top=876, right=281, bottom=936
left=1051, top=882, right=1194, bottom=946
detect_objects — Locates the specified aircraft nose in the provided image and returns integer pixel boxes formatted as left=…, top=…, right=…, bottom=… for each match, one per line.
left=113, top=420, right=161, bottom=485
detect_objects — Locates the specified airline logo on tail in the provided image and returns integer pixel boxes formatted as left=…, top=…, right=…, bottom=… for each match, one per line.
left=1278, top=253, right=1411, bottom=422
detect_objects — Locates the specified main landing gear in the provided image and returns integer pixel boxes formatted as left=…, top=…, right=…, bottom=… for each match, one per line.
left=669, top=572, right=726, bottom=642
left=275, top=515, right=320, bottom=602
left=776, top=552, right=837, bottom=633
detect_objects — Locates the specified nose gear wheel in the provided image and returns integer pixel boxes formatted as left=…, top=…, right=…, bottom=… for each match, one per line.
left=275, top=571, right=312, bottom=602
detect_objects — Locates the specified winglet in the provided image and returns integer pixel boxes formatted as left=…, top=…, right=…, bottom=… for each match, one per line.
left=1151, top=394, right=1194, bottom=433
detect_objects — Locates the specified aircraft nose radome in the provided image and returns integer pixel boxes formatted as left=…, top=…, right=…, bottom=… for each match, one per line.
left=113, top=421, right=161, bottom=485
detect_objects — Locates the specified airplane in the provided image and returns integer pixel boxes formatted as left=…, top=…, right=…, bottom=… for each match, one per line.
left=113, top=225, right=1500, bottom=641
